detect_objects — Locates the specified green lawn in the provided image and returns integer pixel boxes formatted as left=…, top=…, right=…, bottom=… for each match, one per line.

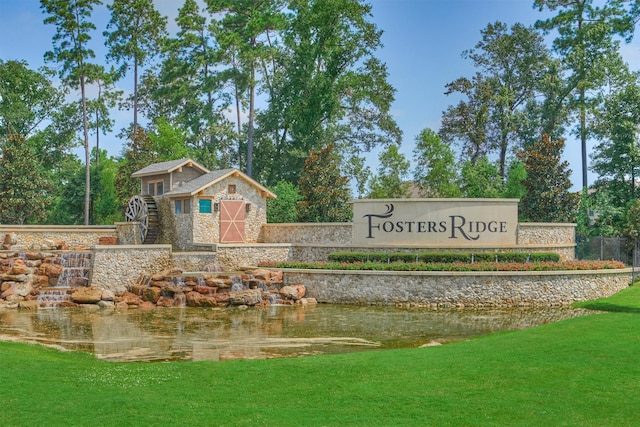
left=3, top=286, right=640, bottom=426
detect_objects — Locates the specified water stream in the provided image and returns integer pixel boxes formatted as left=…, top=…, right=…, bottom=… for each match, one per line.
left=0, top=304, right=592, bottom=362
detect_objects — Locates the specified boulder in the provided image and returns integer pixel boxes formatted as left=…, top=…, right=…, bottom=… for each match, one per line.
left=72, top=286, right=102, bottom=304
left=142, top=286, right=162, bottom=303
left=229, top=288, right=262, bottom=306
left=98, top=236, right=118, bottom=245
left=279, top=285, right=306, bottom=301
left=101, top=289, right=116, bottom=302
left=18, top=300, right=39, bottom=310
left=119, top=292, right=144, bottom=306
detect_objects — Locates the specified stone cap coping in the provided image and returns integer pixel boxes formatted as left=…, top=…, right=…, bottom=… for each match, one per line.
left=281, top=267, right=634, bottom=277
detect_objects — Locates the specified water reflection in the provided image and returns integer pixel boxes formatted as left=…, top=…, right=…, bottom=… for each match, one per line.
left=0, top=305, right=592, bottom=362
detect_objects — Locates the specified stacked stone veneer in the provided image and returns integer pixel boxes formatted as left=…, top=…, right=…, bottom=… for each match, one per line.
left=260, top=222, right=577, bottom=261
left=89, top=245, right=173, bottom=293
left=283, top=268, right=632, bottom=307
left=1, top=226, right=117, bottom=251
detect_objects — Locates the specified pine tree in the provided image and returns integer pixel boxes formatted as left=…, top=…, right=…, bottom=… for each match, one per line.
left=518, top=134, right=578, bottom=222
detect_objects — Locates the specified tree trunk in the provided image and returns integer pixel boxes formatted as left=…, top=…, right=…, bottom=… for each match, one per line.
left=81, top=75, right=91, bottom=225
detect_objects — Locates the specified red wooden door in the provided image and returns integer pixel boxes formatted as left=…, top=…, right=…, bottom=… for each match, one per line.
left=220, top=200, right=246, bottom=243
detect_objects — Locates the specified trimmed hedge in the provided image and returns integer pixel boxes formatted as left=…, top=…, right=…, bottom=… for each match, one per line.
left=327, top=251, right=561, bottom=264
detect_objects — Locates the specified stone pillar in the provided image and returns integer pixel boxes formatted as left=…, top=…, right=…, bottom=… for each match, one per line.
left=115, top=222, right=142, bottom=245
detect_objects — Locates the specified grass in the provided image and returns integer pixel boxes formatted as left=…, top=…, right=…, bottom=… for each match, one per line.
left=3, top=287, right=640, bottom=426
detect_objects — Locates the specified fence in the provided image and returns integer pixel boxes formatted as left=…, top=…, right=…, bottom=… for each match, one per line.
left=576, top=236, right=639, bottom=283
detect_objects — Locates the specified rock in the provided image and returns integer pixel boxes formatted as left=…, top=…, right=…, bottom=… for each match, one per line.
left=97, top=300, right=115, bottom=309
left=298, top=297, right=317, bottom=305
left=39, top=263, right=63, bottom=277
left=18, top=300, right=39, bottom=310
left=142, top=286, right=162, bottom=303
left=269, top=270, right=283, bottom=284
left=71, top=286, right=102, bottom=304
left=252, top=269, right=271, bottom=281
left=101, top=289, right=116, bottom=301
left=279, top=285, right=306, bottom=301
left=139, top=301, right=155, bottom=311
left=98, top=236, right=118, bottom=245
left=1, top=282, right=33, bottom=299
left=119, top=292, right=144, bottom=306
left=229, top=288, right=262, bottom=306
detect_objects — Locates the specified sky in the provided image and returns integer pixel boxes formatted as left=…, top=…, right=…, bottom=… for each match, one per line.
left=1, top=0, right=639, bottom=191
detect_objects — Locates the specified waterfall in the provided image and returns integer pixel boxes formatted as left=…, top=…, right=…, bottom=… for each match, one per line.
left=56, top=252, right=91, bottom=288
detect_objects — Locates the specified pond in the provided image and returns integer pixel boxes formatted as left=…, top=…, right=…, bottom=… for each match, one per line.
left=0, top=304, right=592, bottom=362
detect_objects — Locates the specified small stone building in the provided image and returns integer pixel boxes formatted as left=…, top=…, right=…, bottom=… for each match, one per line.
left=131, top=158, right=276, bottom=250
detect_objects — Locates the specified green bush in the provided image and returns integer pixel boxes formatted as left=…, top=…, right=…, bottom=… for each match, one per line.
left=327, top=251, right=560, bottom=264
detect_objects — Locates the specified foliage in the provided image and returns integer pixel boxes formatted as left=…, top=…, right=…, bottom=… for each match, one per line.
left=259, top=259, right=624, bottom=271
left=367, top=144, right=410, bottom=198
left=518, top=134, right=578, bottom=222
left=91, top=149, right=124, bottom=224
left=104, top=0, right=167, bottom=133
left=256, top=0, right=400, bottom=186
left=115, top=128, right=159, bottom=205
left=41, top=0, right=102, bottom=225
left=441, top=22, right=552, bottom=180
left=0, top=134, right=51, bottom=224
left=502, top=160, right=527, bottom=199
left=327, top=251, right=560, bottom=264
left=297, top=143, right=352, bottom=222
left=534, top=0, right=636, bottom=189
left=411, top=128, right=461, bottom=197
left=267, top=181, right=301, bottom=223
left=46, top=156, right=85, bottom=225
left=459, top=157, right=503, bottom=198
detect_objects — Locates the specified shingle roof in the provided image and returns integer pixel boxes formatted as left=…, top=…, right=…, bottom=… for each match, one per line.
left=131, top=158, right=209, bottom=177
left=164, top=168, right=276, bottom=199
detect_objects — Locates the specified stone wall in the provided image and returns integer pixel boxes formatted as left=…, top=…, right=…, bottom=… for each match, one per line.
left=260, top=222, right=576, bottom=261
left=90, top=245, right=173, bottom=293
left=216, top=244, right=294, bottom=270
left=0, top=226, right=117, bottom=251
left=260, top=223, right=352, bottom=245
left=282, top=268, right=632, bottom=308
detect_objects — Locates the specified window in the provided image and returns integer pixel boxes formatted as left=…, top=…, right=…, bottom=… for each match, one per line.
left=199, top=199, right=212, bottom=213
left=228, top=184, right=236, bottom=194
left=174, top=199, right=191, bottom=214
left=148, top=180, right=164, bottom=196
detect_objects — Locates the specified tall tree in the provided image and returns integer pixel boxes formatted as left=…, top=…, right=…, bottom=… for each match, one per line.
left=155, top=0, right=236, bottom=169
left=441, top=22, right=552, bottom=180
left=535, top=0, right=636, bottom=190
left=41, top=0, right=101, bottom=225
left=297, top=143, right=352, bottom=222
left=104, top=0, right=167, bottom=135
left=367, top=144, right=410, bottom=198
left=0, top=134, right=51, bottom=224
left=518, top=134, right=578, bottom=222
left=207, top=0, right=288, bottom=177
left=256, top=0, right=400, bottom=187
left=412, top=128, right=461, bottom=198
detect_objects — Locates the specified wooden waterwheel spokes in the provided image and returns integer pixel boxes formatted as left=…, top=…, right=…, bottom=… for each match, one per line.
left=125, top=195, right=159, bottom=244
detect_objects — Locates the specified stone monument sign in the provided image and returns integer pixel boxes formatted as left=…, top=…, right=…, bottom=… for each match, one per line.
left=352, top=199, right=519, bottom=247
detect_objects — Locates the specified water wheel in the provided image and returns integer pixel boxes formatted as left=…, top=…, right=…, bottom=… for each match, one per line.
left=125, top=195, right=159, bottom=244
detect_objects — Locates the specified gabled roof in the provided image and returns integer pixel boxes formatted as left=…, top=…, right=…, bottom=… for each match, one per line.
left=164, top=168, right=277, bottom=199
left=131, top=158, right=209, bottom=178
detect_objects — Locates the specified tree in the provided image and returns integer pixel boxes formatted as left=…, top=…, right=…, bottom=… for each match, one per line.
left=502, top=160, right=527, bottom=200
left=153, top=0, right=236, bottom=169
left=518, top=134, right=578, bottom=222
left=441, top=22, right=552, bottom=180
left=256, top=0, right=400, bottom=187
left=459, top=157, right=503, bottom=198
left=0, top=134, right=50, bottom=224
left=91, top=150, right=123, bottom=224
left=41, top=0, right=102, bottom=225
left=591, top=69, right=640, bottom=212
left=367, top=144, right=410, bottom=198
left=267, top=181, right=301, bottom=223
left=535, top=0, right=636, bottom=190
left=297, top=144, right=352, bottom=222
left=104, top=0, right=167, bottom=135
left=207, top=0, right=288, bottom=177
left=412, top=128, right=461, bottom=198
left=115, top=128, right=159, bottom=205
